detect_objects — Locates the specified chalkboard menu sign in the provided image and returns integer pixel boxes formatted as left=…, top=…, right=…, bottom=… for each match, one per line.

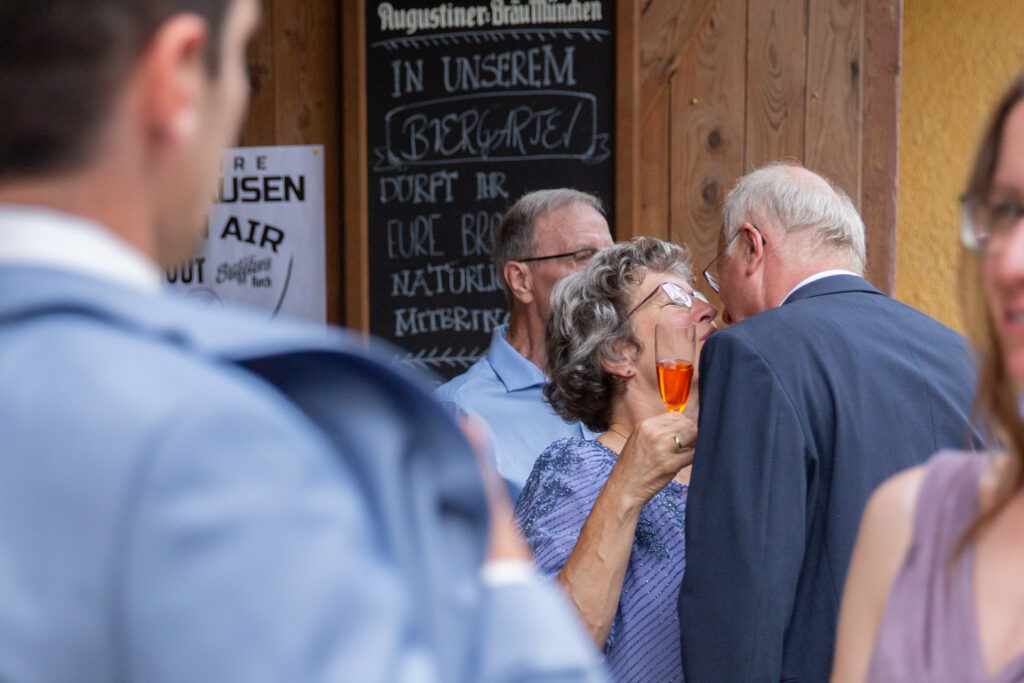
left=366, top=0, right=614, bottom=380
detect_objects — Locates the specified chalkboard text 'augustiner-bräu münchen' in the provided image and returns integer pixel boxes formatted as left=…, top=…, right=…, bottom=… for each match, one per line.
left=378, top=1, right=603, bottom=36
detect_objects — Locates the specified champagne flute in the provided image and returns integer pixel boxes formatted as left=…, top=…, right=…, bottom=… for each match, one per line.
left=654, top=323, right=696, bottom=413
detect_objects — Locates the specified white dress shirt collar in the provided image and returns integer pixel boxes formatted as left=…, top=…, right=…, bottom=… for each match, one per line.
left=0, top=203, right=163, bottom=294
left=781, top=269, right=860, bottom=304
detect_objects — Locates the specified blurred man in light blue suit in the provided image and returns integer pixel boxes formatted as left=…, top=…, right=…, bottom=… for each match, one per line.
left=0, top=0, right=604, bottom=681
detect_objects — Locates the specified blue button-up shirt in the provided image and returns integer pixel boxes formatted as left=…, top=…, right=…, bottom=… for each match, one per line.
left=434, top=324, right=592, bottom=500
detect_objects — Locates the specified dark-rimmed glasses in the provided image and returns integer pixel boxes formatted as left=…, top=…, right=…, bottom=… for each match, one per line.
left=626, top=282, right=710, bottom=319
left=515, top=248, right=599, bottom=266
left=960, top=194, right=1024, bottom=254
left=702, top=224, right=766, bottom=292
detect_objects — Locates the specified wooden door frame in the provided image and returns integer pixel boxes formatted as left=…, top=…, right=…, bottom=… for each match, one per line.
left=342, top=0, right=370, bottom=332
left=860, top=0, right=901, bottom=294
left=615, top=0, right=642, bottom=248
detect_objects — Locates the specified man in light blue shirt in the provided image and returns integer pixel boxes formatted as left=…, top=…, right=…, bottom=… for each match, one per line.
left=436, top=190, right=613, bottom=499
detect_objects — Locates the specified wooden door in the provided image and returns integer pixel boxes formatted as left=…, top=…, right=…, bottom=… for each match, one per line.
left=616, top=0, right=901, bottom=295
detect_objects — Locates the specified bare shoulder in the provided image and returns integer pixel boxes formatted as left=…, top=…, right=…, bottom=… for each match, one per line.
left=831, top=466, right=927, bottom=682
left=867, top=466, right=926, bottom=523
left=859, top=466, right=926, bottom=557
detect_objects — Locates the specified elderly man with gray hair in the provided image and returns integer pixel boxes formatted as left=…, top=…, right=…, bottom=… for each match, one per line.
left=435, top=189, right=613, bottom=499
left=676, top=162, right=982, bottom=682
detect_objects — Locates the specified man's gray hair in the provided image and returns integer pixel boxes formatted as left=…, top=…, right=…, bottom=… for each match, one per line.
left=492, top=188, right=605, bottom=307
left=721, top=162, right=867, bottom=274
left=543, top=236, right=694, bottom=432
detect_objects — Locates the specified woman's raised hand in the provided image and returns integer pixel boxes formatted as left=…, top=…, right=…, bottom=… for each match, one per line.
left=608, top=412, right=696, bottom=510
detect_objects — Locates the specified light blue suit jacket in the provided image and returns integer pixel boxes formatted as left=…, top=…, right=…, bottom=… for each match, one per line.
left=0, top=265, right=603, bottom=682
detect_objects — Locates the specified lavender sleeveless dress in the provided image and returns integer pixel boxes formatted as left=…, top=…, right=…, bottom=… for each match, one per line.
left=514, top=438, right=687, bottom=682
left=867, top=451, right=1024, bottom=682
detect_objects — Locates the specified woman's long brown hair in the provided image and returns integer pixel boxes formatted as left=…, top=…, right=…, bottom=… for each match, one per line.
left=958, top=73, right=1024, bottom=551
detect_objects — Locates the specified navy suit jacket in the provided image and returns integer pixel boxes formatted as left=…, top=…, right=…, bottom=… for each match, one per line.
left=678, top=275, right=981, bottom=682
left=0, top=264, right=603, bottom=682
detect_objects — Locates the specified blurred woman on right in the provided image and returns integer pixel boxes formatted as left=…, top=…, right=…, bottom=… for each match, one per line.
left=832, top=72, right=1024, bottom=682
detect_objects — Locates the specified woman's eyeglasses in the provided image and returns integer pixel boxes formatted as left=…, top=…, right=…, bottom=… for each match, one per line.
left=626, top=282, right=710, bottom=319
left=702, top=224, right=765, bottom=292
left=960, top=194, right=1024, bottom=254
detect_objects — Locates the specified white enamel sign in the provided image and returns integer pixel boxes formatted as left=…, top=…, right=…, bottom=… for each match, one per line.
left=165, top=145, right=326, bottom=323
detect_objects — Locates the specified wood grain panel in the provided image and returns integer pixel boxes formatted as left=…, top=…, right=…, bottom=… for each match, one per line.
left=669, top=0, right=746, bottom=276
left=745, top=0, right=807, bottom=170
left=238, top=1, right=342, bottom=323
left=271, top=4, right=335, bottom=145
left=272, top=2, right=341, bottom=322
left=861, top=0, right=900, bottom=293
left=342, top=0, right=369, bottom=331
left=639, top=0, right=719, bottom=123
left=805, top=0, right=862, bottom=202
left=616, top=0, right=642, bottom=239
left=239, top=0, right=276, bottom=145
left=637, top=86, right=671, bottom=241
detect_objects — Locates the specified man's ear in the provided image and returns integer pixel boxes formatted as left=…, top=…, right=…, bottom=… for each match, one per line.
left=741, top=222, right=766, bottom=275
left=138, top=14, right=210, bottom=147
left=504, top=261, right=535, bottom=305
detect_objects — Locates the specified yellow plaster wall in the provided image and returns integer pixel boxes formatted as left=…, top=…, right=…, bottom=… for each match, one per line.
left=897, top=1, right=1024, bottom=330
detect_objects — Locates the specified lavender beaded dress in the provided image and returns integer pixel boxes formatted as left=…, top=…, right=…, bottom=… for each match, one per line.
left=867, top=451, right=1024, bottom=682
left=514, top=437, right=688, bottom=682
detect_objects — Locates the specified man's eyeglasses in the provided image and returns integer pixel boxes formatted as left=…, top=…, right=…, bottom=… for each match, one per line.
left=515, top=248, right=599, bottom=266
left=626, top=282, right=711, bottom=319
left=960, top=194, right=1024, bottom=254
left=702, top=224, right=766, bottom=293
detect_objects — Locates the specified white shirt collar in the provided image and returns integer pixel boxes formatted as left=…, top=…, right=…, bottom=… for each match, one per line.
left=0, top=203, right=163, bottom=294
left=781, top=269, right=860, bottom=304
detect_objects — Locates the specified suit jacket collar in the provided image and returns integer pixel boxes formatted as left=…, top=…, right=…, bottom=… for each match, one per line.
left=782, top=274, right=884, bottom=305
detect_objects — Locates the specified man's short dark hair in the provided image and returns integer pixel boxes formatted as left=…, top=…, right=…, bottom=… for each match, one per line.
left=0, top=0, right=233, bottom=181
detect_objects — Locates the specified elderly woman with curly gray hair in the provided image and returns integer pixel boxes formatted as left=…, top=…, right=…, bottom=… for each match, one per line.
left=513, top=236, right=717, bottom=682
